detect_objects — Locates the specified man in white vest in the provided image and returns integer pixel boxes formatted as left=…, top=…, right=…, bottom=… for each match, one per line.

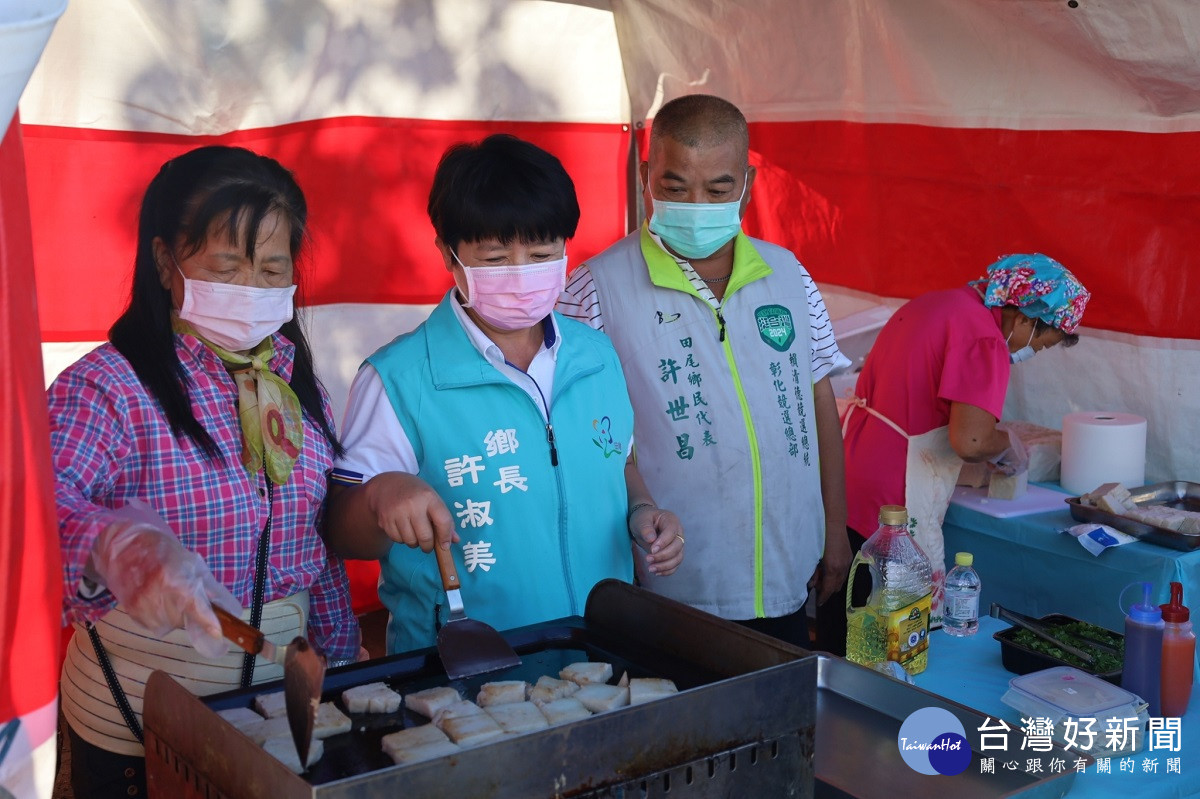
left=558, top=94, right=851, bottom=647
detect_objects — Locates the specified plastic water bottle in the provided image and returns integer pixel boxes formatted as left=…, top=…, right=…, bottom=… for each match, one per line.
left=1159, top=581, right=1195, bottom=718
left=943, top=552, right=981, bottom=637
left=1121, top=581, right=1163, bottom=717
left=846, top=505, right=934, bottom=675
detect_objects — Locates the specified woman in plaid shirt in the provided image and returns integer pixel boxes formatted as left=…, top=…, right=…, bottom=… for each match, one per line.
left=48, top=146, right=360, bottom=798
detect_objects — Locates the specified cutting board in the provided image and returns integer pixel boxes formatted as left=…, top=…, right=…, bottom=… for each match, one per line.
left=949, top=483, right=1073, bottom=519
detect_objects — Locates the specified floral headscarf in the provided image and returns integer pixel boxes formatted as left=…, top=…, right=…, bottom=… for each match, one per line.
left=974, top=253, right=1090, bottom=334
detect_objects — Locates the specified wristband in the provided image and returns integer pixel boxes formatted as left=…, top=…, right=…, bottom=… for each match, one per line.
left=626, top=502, right=656, bottom=531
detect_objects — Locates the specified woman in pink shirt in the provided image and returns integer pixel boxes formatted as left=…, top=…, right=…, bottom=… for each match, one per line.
left=817, top=254, right=1089, bottom=654
left=49, top=146, right=359, bottom=797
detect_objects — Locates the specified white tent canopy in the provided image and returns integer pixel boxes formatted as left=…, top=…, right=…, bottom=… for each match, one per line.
left=6, top=3, right=1200, bottom=795
left=22, top=0, right=1200, bottom=482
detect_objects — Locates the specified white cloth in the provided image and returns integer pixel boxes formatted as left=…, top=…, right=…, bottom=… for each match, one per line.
left=901, top=425, right=960, bottom=627
left=843, top=400, right=960, bottom=627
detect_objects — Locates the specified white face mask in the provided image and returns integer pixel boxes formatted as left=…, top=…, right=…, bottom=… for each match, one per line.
left=178, top=270, right=296, bottom=351
left=1008, top=324, right=1037, bottom=365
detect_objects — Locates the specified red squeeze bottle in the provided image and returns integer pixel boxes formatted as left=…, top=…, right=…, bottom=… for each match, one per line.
left=1160, top=581, right=1196, bottom=718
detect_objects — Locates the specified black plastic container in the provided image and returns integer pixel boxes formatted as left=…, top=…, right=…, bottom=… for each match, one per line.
left=993, top=613, right=1124, bottom=685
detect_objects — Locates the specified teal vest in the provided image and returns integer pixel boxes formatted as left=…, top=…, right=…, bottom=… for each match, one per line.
left=368, top=295, right=634, bottom=653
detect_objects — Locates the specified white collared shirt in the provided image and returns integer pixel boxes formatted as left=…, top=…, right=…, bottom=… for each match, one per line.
left=334, top=297, right=561, bottom=479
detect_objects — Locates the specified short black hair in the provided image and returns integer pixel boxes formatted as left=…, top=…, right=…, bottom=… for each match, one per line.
left=427, top=134, right=580, bottom=252
left=651, top=94, right=750, bottom=157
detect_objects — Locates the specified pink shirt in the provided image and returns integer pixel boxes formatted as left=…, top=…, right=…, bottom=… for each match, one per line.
left=49, top=334, right=360, bottom=660
left=843, top=286, right=1011, bottom=536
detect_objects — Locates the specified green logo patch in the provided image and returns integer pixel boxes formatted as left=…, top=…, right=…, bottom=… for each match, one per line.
left=755, top=304, right=795, bottom=352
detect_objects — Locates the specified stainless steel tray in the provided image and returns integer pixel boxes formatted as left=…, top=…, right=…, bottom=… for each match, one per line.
left=144, top=580, right=818, bottom=798
left=1066, top=481, right=1200, bottom=551
left=814, top=654, right=1086, bottom=798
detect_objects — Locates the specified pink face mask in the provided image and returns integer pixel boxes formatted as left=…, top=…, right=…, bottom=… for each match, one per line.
left=452, top=251, right=568, bottom=331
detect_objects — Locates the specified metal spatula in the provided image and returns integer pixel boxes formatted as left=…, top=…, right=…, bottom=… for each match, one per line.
left=434, top=544, right=521, bottom=680
left=215, top=606, right=326, bottom=765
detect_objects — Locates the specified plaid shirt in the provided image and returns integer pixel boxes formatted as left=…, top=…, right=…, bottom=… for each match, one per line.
left=48, top=332, right=360, bottom=660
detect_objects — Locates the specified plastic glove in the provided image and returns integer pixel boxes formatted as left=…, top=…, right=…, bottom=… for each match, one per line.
left=90, top=500, right=243, bottom=659
left=990, top=423, right=1029, bottom=477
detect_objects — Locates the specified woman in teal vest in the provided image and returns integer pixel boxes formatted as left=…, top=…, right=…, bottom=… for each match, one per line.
left=324, top=135, right=684, bottom=654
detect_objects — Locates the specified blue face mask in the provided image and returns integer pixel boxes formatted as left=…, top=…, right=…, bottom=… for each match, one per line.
left=1008, top=324, right=1037, bottom=364
left=647, top=174, right=748, bottom=260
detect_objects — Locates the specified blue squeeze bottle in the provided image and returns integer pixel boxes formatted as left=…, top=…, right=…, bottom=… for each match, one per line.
left=1122, top=581, right=1164, bottom=717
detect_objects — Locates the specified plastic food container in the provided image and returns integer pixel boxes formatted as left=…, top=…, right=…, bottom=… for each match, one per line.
left=993, top=613, right=1124, bottom=684
left=1002, top=667, right=1149, bottom=758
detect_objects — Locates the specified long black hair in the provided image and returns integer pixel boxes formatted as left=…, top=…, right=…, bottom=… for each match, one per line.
left=109, top=145, right=343, bottom=461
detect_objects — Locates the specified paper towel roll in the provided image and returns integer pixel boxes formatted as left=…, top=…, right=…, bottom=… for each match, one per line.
left=1060, top=411, right=1147, bottom=495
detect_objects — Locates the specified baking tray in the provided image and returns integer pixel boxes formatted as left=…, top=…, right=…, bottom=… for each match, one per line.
left=144, top=580, right=817, bottom=798
left=814, top=654, right=1087, bottom=798
left=1066, top=480, right=1200, bottom=551
left=992, top=613, right=1123, bottom=685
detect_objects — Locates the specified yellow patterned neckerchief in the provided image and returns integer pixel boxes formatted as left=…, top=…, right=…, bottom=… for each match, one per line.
left=173, top=318, right=304, bottom=484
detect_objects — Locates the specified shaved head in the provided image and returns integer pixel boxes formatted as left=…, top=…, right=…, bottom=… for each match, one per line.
left=650, top=94, right=749, bottom=164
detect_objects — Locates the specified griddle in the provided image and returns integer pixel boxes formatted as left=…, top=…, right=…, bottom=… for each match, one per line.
left=144, top=580, right=817, bottom=798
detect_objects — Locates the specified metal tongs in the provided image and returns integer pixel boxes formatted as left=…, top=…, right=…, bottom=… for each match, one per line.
left=989, top=603, right=1097, bottom=665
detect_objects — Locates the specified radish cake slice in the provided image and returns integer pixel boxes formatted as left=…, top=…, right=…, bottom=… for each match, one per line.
left=253, top=690, right=287, bottom=719
left=342, top=681, right=403, bottom=714
left=485, top=701, right=549, bottom=734
left=238, top=715, right=291, bottom=745
left=313, top=702, right=352, bottom=738
left=217, top=707, right=266, bottom=728
left=538, top=697, right=592, bottom=726
left=574, top=683, right=629, bottom=713
left=381, top=723, right=451, bottom=760
left=405, top=686, right=462, bottom=719
left=386, top=739, right=460, bottom=765
left=433, top=700, right=485, bottom=729
left=440, top=712, right=504, bottom=747
left=528, top=675, right=580, bottom=704
left=629, top=678, right=678, bottom=705
left=262, top=735, right=323, bottom=773
left=559, top=661, right=613, bottom=686
left=476, top=680, right=528, bottom=707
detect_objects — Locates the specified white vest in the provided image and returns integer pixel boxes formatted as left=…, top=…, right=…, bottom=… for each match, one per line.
left=586, top=228, right=825, bottom=619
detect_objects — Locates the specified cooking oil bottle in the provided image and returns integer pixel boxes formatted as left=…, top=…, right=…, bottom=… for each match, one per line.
left=845, top=505, right=934, bottom=675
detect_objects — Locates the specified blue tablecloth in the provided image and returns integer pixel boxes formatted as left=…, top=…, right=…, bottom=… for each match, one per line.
left=942, top=486, right=1200, bottom=684
left=915, top=617, right=1200, bottom=798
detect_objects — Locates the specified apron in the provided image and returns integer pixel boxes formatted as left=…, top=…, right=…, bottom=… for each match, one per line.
left=844, top=399, right=962, bottom=627
left=60, top=591, right=309, bottom=756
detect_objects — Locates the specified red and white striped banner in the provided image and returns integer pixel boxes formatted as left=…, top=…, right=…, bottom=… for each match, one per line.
left=614, top=0, right=1200, bottom=341
left=20, top=0, right=634, bottom=618
left=12, top=0, right=1200, bottom=649
left=611, top=0, right=1200, bottom=482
